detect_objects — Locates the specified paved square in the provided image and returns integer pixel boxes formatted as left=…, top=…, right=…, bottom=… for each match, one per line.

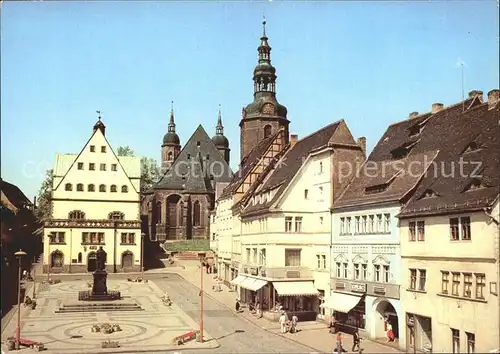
left=3, top=279, right=216, bottom=353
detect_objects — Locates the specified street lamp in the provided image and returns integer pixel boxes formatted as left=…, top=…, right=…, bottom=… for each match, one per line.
left=47, top=234, right=51, bottom=283
left=15, top=249, right=27, bottom=350
left=140, top=232, right=145, bottom=279
left=197, top=251, right=206, bottom=343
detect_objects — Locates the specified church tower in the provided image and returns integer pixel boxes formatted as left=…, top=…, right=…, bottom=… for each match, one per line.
left=239, top=18, right=290, bottom=162
left=161, top=102, right=181, bottom=170
left=211, top=105, right=230, bottom=164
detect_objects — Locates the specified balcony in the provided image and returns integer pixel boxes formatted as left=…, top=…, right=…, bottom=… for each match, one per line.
left=240, top=263, right=313, bottom=279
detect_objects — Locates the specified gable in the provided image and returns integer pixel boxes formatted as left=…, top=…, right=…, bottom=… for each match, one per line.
left=329, top=120, right=357, bottom=145
left=53, top=127, right=140, bottom=198
left=334, top=253, right=348, bottom=263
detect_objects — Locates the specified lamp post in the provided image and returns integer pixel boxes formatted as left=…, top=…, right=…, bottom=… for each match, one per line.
left=140, top=232, right=145, bottom=278
left=32, top=255, right=36, bottom=299
left=47, top=234, right=51, bottom=283
left=197, top=251, right=206, bottom=343
left=15, top=249, right=27, bottom=350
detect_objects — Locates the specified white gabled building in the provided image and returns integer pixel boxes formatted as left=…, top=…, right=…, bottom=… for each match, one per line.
left=43, top=118, right=142, bottom=274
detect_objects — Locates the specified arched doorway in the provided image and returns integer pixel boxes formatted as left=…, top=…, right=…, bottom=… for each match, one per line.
left=87, top=252, right=97, bottom=272
left=50, top=250, right=64, bottom=268
left=121, top=251, right=133, bottom=268
left=373, top=299, right=399, bottom=340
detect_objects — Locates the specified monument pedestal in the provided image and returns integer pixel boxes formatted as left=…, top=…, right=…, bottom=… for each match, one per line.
left=78, top=269, right=121, bottom=301
left=92, top=270, right=108, bottom=295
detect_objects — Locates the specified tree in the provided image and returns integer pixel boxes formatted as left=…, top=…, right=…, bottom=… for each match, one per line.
left=116, top=146, right=160, bottom=192
left=35, top=169, right=54, bottom=221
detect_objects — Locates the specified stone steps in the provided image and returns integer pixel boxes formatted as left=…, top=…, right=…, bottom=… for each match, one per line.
left=56, top=303, right=143, bottom=313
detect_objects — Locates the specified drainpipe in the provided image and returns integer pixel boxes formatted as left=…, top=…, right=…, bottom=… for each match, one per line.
left=113, top=222, right=117, bottom=273
left=69, top=228, right=72, bottom=274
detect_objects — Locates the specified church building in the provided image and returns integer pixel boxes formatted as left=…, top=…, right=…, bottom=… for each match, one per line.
left=142, top=106, right=233, bottom=242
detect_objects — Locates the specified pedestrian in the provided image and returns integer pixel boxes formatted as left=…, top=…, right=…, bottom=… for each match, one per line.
left=235, top=299, right=241, bottom=312
left=386, top=322, right=395, bottom=342
left=352, top=328, right=361, bottom=352
left=291, top=313, right=298, bottom=333
left=22, top=269, right=28, bottom=280
left=279, top=312, right=287, bottom=334
left=335, top=332, right=343, bottom=352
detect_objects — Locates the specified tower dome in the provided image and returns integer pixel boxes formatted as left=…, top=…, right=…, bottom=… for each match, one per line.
left=162, top=102, right=180, bottom=147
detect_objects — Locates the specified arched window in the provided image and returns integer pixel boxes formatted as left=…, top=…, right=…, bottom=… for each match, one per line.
left=167, top=151, right=173, bottom=161
left=110, top=185, right=117, bottom=192
left=193, top=200, right=201, bottom=227
left=155, top=202, right=162, bottom=224
left=65, top=183, right=72, bottom=191
left=99, top=184, right=106, bottom=192
left=77, top=183, right=84, bottom=192
left=264, top=125, right=272, bottom=138
left=88, top=184, right=95, bottom=192
left=77, top=252, right=82, bottom=263
left=167, top=195, right=181, bottom=227
left=108, top=211, right=125, bottom=220
left=68, top=210, right=85, bottom=220
left=121, top=185, right=128, bottom=193
left=178, top=201, right=184, bottom=226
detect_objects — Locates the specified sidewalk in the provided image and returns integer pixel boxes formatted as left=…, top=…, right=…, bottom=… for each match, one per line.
left=175, top=264, right=402, bottom=354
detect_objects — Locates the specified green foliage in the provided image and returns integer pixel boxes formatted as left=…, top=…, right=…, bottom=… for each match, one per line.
left=116, top=146, right=160, bottom=192
left=164, top=239, right=210, bottom=252
left=35, top=169, right=53, bottom=221
left=116, top=146, right=134, bottom=157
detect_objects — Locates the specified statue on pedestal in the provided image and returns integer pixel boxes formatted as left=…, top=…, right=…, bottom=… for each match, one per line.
left=92, top=246, right=108, bottom=296
left=96, top=246, right=106, bottom=270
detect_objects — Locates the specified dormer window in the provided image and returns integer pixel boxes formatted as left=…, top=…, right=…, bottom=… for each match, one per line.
left=391, top=140, right=419, bottom=159
left=419, top=188, right=439, bottom=199
left=463, top=178, right=487, bottom=192
left=365, top=172, right=400, bottom=195
left=462, top=141, right=481, bottom=154
left=408, top=116, right=431, bottom=137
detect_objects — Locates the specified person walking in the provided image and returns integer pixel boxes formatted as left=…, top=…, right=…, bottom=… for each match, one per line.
left=235, top=299, right=241, bottom=312
left=335, top=332, right=343, bottom=353
left=291, top=313, right=298, bottom=333
left=279, top=312, right=287, bottom=334
left=352, top=328, right=361, bottom=352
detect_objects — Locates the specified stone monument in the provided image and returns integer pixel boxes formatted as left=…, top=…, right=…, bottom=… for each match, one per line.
left=78, top=246, right=121, bottom=301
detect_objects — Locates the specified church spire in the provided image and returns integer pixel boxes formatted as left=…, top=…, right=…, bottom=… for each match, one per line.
left=168, top=101, right=176, bottom=133
left=216, top=104, right=224, bottom=135
left=253, top=16, right=276, bottom=96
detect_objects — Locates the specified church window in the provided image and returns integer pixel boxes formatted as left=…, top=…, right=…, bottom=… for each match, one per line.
left=108, top=211, right=124, bottom=220
left=193, top=201, right=201, bottom=227
left=168, top=202, right=177, bottom=227
left=121, top=185, right=128, bottom=193
left=178, top=201, right=184, bottom=226
left=264, top=125, right=272, bottom=138
left=65, top=183, right=72, bottom=191
left=76, top=183, right=84, bottom=191
left=167, top=151, right=173, bottom=161
left=88, top=184, right=95, bottom=192
left=197, top=141, right=201, bottom=147
left=99, top=184, right=106, bottom=192
left=110, top=185, right=117, bottom=192
left=68, top=210, right=85, bottom=220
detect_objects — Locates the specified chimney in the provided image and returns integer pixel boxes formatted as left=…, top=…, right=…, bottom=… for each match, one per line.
left=408, top=111, right=419, bottom=119
left=431, top=103, right=444, bottom=114
left=357, top=137, right=366, bottom=156
left=290, top=134, right=298, bottom=147
left=468, top=90, right=484, bottom=102
left=487, top=89, right=500, bottom=109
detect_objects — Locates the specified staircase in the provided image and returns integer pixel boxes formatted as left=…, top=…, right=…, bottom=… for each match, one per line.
left=56, top=302, right=143, bottom=313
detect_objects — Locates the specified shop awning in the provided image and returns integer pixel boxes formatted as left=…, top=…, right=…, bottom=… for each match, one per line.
left=243, top=278, right=268, bottom=292
left=320, top=292, right=363, bottom=313
left=230, top=275, right=247, bottom=286
left=273, top=281, right=317, bottom=296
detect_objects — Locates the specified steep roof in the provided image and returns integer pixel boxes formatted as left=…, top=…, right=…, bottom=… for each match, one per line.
left=399, top=102, right=499, bottom=217
left=240, top=120, right=342, bottom=215
left=0, top=179, right=33, bottom=213
left=333, top=97, right=480, bottom=210
left=153, top=124, right=233, bottom=192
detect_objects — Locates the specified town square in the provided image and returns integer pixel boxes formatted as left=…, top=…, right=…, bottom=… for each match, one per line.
left=1, top=1, right=499, bottom=353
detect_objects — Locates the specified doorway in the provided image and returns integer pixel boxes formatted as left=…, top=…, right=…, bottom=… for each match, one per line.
left=374, top=299, right=399, bottom=339
left=87, top=252, right=97, bottom=272
left=121, top=251, right=133, bottom=268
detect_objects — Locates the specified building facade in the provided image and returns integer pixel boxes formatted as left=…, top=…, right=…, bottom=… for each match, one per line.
left=398, top=91, right=499, bottom=353
left=43, top=119, right=142, bottom=273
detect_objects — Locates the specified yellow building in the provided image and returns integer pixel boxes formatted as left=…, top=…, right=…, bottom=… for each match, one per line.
left=43, top=118, right=142, bottom=273
left=398, top=91, right=500, bottom=353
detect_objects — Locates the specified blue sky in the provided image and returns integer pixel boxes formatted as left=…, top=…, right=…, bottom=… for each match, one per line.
left=1, top=1, right=498, bottom=199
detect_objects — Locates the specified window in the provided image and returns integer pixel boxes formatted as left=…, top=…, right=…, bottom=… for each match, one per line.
left=340, top=217, right=345, bottom=234
left=90, top=145, right=95, bottom=152
left=252, top=248, right=258, bottom=264
left=384, top=213, right=391, bottom=232
left=193, top=201, right=201, bottom=227
left=316, top=255, right=321, bottom=269
left=319, top=216, right=324, bottom=225
left=99, top=184, right=106, bottom=192
left=441, top=271, right=449, bottom=293
left=452, top=328, right=460, bottom=354
left=100, top=163, right=106, bottom=171
left=285, top=217, right=293, bottom=232
left=65, top=183, right=72, bottom=191
left=187, top=154, right=191, bottom=159
left=101, top=146, right=106, bottom=153
left=246, top=248, right=251, bottom=261
left=319, top=186, right=323, bottom=195
left=121, top=185, right=128, bottom=193
left=368, top=215, right=374, bottom=233
left=417, top=221, right=425, bottom=241
left=285, top=249, right=301, bottom=267
left=82, top=232, right=89, bottom=244
left=77, top=162, right=84, bottom=170
left=383, top=265, right=390, bottom=282
left=409, top=222, right=416, bottom=241
left=461, top=217, right=471, bottom=240
left=77, top=183, right=84, bottom=191
left=304, top=189, right=309, bottom=199
left=111, top=164, right=117, bottom=171
left=205, top=154, right=210, bottom=160
left=466, top=332, right=475, bottom=353
left=88, top=184, right=95, bottom=192
left=452, top=272, right=460, bottom=295
left=49, top=231, right=65, bottom=244
left=319, top=161, right=323, bottom=173
left=68, top=210, right=85, bottom=220
left=120, top=233, right=135, bottom=244
left=374, top=264, right=381, bottom=282
left=342, top=263, right=348, bottom=278
left=409, top=269, right=417, bottom=289
left=354, top=263, right=360, bottom=280
left=294, top=217, right=302, bottom=232
left=336, top=262, right=341, bottom=278
left=361, top=216, right=367, bottom=233
left=110, top=185, right=117, bottom=192
left=362, top=264, right=367, bottom=280
left=108, top=211, right=125, bottom=220
left=346, top=217, right=351, bottom=233
left=376, top=214, right=382, bottom=232
left=419, top=269, right=426, bottom=291
left=355, top=216, right=360, bottom=233
left=196, top=141, right=201, bottom=147
left=321, top=255, right=326, bottom=269
left=89, top=163, right=95, bottom=171
left=475, top=273, right=485, bottom=299
left=263, top=125, right=272, bottom=138
left=450, top=218, right=460, bottom=240
left=463, top=273, right=472, bottom=298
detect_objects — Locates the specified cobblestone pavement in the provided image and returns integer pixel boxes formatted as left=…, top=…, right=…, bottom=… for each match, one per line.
left=1, top=279, right=216, bottom=354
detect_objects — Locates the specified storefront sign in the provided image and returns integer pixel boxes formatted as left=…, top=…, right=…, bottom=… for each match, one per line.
left=373, top=286, right=386, bottom=295
left=335, top=282, right=346, bottom=290
left=351, top=283, right=367, bottom=293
